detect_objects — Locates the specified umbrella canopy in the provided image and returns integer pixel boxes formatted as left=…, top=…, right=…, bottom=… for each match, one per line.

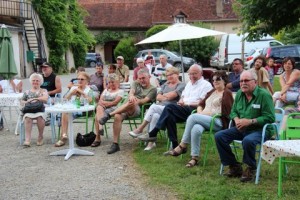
left=136, top=23, right=226, bottom=82
left=0, top=24, right=18, bottom=79
left=136, top=23, right=226, bottom=44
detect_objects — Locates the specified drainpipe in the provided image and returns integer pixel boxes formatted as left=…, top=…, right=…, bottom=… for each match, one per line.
left=20, top=0, right=27, bottom=78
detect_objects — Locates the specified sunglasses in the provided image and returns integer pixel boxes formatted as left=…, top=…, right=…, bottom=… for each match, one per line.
left=77, top=78, right=86, bottom=81
left=212, top=77, right=223, bottom=82
left=240, top=79, right=254, bottom=83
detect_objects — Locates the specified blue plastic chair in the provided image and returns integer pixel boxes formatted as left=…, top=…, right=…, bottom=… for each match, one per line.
left=219, top=107, right=284, bottom=184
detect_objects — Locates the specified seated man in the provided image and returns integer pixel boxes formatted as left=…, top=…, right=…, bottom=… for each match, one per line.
left=215, top=70, right=275, bottom=182
left=226, top=58, right=244, bottom=92
left=99, top=69, right=157, bottom=154
left=139, top=64, right=213, bottom=150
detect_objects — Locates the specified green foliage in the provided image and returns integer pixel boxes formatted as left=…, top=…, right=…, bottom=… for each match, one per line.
left=95, top=31, right=134, bottom=45
left=114, top=37, right=138, bottom=69
left=280, top=23, right=300, bottom=45
left=233, top=0, right=300, bottom=41
left=144, top=25, right=169, bottom=49
left=167, top=22, right=218, bottom=66
left=32, top=0, right=95, bottom=72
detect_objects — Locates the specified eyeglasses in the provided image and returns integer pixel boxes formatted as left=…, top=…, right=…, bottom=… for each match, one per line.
left=77, top=78, right=86, bottom=81
left=240, top=79, right=254, bottom=83
left=212, top=77, right=223, bottom=82
left=188, top=72, right=198, bottom=76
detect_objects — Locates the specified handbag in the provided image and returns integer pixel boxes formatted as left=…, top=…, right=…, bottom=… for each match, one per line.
left=22, top=99, right=45, bottom=114
left=76, top=131, right=96, bottom=147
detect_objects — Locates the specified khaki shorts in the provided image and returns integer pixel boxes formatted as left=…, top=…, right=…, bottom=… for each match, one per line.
left=121, top=105, right=141, bottom=120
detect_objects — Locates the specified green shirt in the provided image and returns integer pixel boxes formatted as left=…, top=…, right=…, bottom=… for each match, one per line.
left=132, top=81, right=157, bottom=103
left=230, top=86, right=275, bottom=137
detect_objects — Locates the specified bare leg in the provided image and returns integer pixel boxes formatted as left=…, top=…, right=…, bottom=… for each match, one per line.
left=113, top=114, right=123, bottom=143
left=133, top=120, right=149, bottom=133
left=110, top=101, right=136, bottom=116
left=94, top=105, right=105, bottom=142
left=61, top=113, right=69, bottom=140
left=24, top=117, right=33, bottom=143
left=36, top=116, right=45, bottom=142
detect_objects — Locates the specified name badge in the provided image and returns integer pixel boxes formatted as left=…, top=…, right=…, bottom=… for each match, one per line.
left=252, top=104, right=261, bottom=109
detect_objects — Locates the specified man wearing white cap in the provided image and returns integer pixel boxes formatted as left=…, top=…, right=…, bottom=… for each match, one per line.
left=116, top=56, right=129, bottom=83
left=133, top=58, right=148, bottom=80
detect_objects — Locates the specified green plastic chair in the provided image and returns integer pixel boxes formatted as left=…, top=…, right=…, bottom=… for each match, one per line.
left=278, top=112, right=300, bottom=197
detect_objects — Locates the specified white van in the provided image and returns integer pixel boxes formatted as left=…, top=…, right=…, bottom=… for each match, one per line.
left=217, top=34, right=283, bottom=70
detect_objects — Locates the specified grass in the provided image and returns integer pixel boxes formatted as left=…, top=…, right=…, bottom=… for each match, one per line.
left=133, top=77, right=300, bottom=200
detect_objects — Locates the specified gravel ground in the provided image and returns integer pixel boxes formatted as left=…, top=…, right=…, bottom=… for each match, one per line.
left=0, top=118, right=178, bottom=200
left=0, top=69, right=178, bottom=200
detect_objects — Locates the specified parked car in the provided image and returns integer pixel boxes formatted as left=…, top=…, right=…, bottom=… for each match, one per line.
left=85, top=53, right=103, bottom=67
left=244, top=48, right=263, bottom=69
left=133, top=49, right=196, bottom=72
left=209, top=51, right=219, bottom=68
left=217, top=33, right=283, bottom=69
left=262, top=44, right=300, bottom=74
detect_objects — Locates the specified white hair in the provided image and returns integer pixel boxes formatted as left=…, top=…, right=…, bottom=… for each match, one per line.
left=29, top=73, right=44, bottom=85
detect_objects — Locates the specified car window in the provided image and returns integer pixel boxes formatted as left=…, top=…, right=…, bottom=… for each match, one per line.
left=270, top=41, right=282, bottom=46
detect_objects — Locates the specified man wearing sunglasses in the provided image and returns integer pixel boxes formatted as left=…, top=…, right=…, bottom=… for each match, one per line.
left=215, top=70, right=275, bottom=182
left=226, top=58, right=244, bottom=92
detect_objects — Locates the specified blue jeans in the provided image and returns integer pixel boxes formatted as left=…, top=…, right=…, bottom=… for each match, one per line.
left=151, top=104, right=195, bottom=145
left=182, top=114, right=222, bottom=157
left=215, top=127, right=264, bottom=168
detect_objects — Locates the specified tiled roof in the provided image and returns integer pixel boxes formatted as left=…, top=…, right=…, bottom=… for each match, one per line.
left=78, top=0, right=237, bottom=29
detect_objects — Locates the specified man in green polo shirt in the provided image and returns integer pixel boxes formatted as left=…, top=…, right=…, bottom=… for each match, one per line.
left=215, top=70, right=275, bottom=182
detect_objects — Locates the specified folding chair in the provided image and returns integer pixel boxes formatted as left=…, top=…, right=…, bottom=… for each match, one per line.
left=278, top=112, right=300, bottom=197
left=219, top=108, right=284, bottom=184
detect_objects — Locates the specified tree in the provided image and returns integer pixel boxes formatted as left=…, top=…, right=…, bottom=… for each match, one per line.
left=114, top=37, right=138, bottom=69
left=234, top=0, right=300, bottom=41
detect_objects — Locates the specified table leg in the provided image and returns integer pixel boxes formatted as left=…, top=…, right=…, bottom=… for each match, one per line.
left=50, top=112, right=94, bottom=160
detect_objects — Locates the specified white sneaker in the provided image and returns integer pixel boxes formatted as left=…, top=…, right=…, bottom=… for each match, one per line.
left=144, top=142, right=156, bottom=151
left=129, top=131, right=142, bottom=138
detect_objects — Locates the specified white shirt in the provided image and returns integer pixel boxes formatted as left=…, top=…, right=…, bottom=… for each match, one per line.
left=0, top=79, right=21, bottom=93
left=181, top=77, right=213, bottom=105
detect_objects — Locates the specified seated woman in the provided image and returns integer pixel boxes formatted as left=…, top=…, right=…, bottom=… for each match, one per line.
left=21, top=73, right=49, bottom=147
left=273, top=57, right=300, bottom=108
left=55, top=72, right=93, bottom=147
left=0, top=77, right=23, bottom=93
left=91, top=73, right=124, bottom=147
left=164, top=71, right=234, bottom=168
left=128, top=67, right=185, bottom=150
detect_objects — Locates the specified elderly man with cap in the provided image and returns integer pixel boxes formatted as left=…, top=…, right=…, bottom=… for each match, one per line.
left=116, top=56, right=129, bottom=83
left=133, top=58, right=148, bottom=81
left=40, top=62, right=62, bottom=98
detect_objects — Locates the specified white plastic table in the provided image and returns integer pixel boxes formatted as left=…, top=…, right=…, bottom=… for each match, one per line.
left=261, top=140, right=300, bottom=164
left=0, top=93, right=23, bottom=133
left=46, top=104, right=95, bottom=160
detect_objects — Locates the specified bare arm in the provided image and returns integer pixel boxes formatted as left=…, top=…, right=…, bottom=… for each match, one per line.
left=48, top=76, right=62, bottom=96
left=281, top=70, right=300, bottom=95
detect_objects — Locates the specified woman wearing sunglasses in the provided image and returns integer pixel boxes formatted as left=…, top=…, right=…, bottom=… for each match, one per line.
left=55, top=72, right=93, bottom=147
left=164, top=71, right=234, bottom=167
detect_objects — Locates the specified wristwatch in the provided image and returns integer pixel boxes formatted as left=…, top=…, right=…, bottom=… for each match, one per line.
left=251, top=119, right=255, bottom=124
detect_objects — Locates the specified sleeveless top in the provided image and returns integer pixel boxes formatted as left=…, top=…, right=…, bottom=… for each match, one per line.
left=283, top=70, right=300, bottom=93
left=41, top=73, right=57, bottom=97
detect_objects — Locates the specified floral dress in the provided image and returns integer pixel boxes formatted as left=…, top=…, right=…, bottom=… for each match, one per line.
left=21, top=89, right=48, bottom=121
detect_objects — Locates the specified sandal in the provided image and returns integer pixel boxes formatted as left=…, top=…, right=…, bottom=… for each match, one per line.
left=62, top=133, right=68, bottom=140
left=91, top=140, right=101, bottom=147
left=164, top=145, right=187, bottom=156
left=185, top=158, right=199, bottom=168
left=55, top=140, right=65, bottom=147
left=23, top=141, right=31, bottom=147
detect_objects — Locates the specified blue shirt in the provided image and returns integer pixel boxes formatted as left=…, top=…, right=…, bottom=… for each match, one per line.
left=228, top=71, right=242, bottom=92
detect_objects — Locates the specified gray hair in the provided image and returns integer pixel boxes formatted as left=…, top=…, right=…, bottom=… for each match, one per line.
left=29, top=73, right=44, bottom=85
left=159, top=54, right=167, bottom=59
left=107, top=73, right=119, bottom=82
left=242, top=70, right=258, bottom=81
left=137, top=68, right=150, bottom=76
left=188, top=64, right=203, bottom=73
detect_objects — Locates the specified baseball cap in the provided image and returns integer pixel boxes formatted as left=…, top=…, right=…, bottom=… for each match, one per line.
left=41, top=62, right=52, bottom=68
left=136, top=58, right=144, bottom=63
left=117, top=56, right=124, bottom=60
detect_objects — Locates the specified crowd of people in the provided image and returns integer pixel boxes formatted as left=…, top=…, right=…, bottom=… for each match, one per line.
left=1, top=52, right=300, bottom=183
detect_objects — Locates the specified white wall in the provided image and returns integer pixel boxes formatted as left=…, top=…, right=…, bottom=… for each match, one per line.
left=10, top=31, right=21, bottom=78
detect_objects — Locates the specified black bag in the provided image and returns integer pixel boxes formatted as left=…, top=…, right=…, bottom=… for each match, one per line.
left=22, top=99, right=45, bottom=114
left=76, top=131, right=96, bottom=147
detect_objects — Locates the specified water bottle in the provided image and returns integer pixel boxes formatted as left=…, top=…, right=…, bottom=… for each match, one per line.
left=88, top=90, right=94, bottom=105
left=75, top=96, right=80, bottom=108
